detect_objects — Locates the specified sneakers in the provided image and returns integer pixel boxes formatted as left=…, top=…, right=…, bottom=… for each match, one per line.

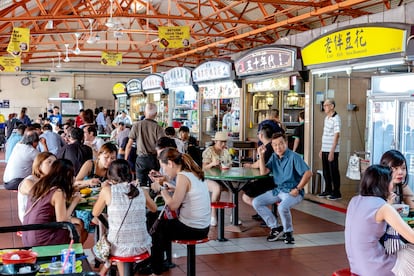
left=210, top=216, right=217, bottom=227
left=317, top=191, right=331, bottom=198
left=284, top=232, right=295, bottom=244
left=327, top=195, right=342, bottom=201
left=267, top=226, right=284, bottom=242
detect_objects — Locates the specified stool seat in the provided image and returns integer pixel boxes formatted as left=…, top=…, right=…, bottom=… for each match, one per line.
left=109, top=251, right=150, bottom=263
left=211, top=202, right=236, bottom=209
left=172, top=238, right=209, bottom=276
left=332, top=267, right=353, bottom=276
left=210, top=202, right=236, bottom=242
left=172, top=237, right=209, bottom=245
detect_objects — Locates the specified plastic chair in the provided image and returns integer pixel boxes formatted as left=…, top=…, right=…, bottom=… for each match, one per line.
left=211, top=202, right=235, bottom=241
left=172, top=237, right=209, bottom=276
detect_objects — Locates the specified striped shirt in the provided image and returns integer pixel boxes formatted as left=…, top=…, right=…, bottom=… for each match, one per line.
left=321, top=112, right=341, bottom=152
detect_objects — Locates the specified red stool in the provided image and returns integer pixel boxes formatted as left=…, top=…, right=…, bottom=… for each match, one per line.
left=172, top=237, right=209, bottom=276
left=109, top=251, right=150, bottom=276
left=332, top=267, right=353, bottom=276
left=211, top=202, right=236, bottom=242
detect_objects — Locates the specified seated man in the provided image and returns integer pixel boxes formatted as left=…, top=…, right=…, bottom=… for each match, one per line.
left=253, top=132, right=312, bottom=244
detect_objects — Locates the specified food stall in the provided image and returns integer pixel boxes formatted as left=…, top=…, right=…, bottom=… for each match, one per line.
left=111, top=81, right=129, bottom=112
left=127, top=78, right=146, bottom=122
left=192, top=59, right=241, bottom=147
left=234, top=45, right=306, bottom=147
left=163, top=67, right=198, bottom=136
left=142, top=73, right=168, bottom=126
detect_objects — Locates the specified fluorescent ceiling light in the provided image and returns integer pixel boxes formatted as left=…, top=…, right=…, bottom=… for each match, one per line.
left=352, top=58, right=405, bottom=70
left=48, top=97, right=73, bottom=101
left=311, top=66, right=351, bottom=75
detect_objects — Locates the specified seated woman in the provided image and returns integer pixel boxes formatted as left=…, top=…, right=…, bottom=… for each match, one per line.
left=92, top=159, right=157, bottom=276
left=150, top=148, right=210, bottom=275
left=380, top=149, right=414, bottom=208
left=74, top=142, right=118, bottom=190
left=18, top=152, right=56, bottom=223
left=202, top=131, right=231, bottom=226
left=22, top=159, right=88, bottom=247
left=345, top=165, right=414, bottom=275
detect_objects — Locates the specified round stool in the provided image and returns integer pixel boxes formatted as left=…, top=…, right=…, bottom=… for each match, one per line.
left=332, top=267, right=353, bottom=276
left=211, top=202, right=236, bottom=241
left=172, top=237, right=209, bottom=276
left=109, top=251, right=150, bottom=276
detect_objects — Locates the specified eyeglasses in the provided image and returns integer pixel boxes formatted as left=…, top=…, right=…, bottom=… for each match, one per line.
left=323, top=103, right=332, bottom=107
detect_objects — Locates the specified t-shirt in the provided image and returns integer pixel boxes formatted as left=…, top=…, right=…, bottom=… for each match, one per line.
left=321, top=112, right=341, bottom=152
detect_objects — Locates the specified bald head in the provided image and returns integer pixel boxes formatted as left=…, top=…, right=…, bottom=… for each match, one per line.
left=145, top=103, right=158, bottom=119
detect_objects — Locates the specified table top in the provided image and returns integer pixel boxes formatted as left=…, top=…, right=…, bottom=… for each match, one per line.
left=204, top=167, right=269, bottom=181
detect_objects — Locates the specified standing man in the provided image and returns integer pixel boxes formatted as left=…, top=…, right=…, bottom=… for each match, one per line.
left=292, top=111, right=305, bottom=157
left=318, top=99, right=342, bottom=200
left=253, top=132, right=312, bottom=244
left=95, top=107, right=107, bottom=134
left=125, top=103, right=165, bottom=186
left=49, top=106, right=62, bottom=131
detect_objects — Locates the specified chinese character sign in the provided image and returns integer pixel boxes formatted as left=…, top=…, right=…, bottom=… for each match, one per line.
left=0, top=56, right=21, bottom=72
left=7, top=27, right=30, bottom=57
left=302, top=26, right=406, bottom=66
left=158, top=26, right=190, bottom=49
left=235, top=47, right=295, bottom=77
left=101, top=52, right=122, bottom=66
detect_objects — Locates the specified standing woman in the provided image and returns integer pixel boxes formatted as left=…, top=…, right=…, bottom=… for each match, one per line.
left=18, top=152, right=56, bottom=223
left=74, top=142, right=117, bottom=190
left=22, top=159, right=87, bottom=246
left=151, top=148, right=210, bottom=275
left=380, top=149, right=414, bottom=208
left=92, top=159, right=157, bottom=276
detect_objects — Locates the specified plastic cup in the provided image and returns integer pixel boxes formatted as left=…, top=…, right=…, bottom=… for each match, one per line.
left=48, top=261, right=63, bottom=274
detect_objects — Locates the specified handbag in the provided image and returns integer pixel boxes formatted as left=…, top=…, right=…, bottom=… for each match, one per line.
left=346, top=154, right=361, bottom=180
left=163, top=205, right=179, bottom=220
left=92, top=198, right=133, bottom=262
left=149, top=205, right=165, bottom=235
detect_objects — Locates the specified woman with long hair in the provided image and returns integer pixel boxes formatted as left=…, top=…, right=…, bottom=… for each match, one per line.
left=75, top=142, right=117, bottom=190
left=93, top=159, right=157, bottom=275
left=18, top=152, right=56, bottom=223
left=345, top=165, right=414, bottom=275
left=22, top=159, right=87, bottom=246
left=150, top=148, right=210, bottom=275
left=380, top=149, right=414, bottom=208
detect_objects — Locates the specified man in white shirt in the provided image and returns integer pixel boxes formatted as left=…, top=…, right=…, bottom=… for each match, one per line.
left=83, top=125, right=105, bottom=159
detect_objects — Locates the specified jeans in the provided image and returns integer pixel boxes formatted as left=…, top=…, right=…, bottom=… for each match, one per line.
left=252, top=190, right=303, bottom=232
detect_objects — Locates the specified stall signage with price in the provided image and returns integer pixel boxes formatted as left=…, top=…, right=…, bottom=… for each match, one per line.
left=192, top=60, right=233, bottom=82
left=235, top=47, right=295, bottom=77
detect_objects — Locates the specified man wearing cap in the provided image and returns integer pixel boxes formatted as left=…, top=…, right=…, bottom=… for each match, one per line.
left=112, top=109, right=132, bottom=127
left=202, top=131, right=232, bottom=226
left=125, top=103, right=165, bottom=186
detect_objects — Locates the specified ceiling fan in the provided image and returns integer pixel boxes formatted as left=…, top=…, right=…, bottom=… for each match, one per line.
left=86, top=19, right=96, bottom=44
left=56, top=52, right=62, bottom=68
left=64, top=44, right=70, bottom=62
left=105, top=0, right=115, bottom=29
left=73, top=33, right=81, bottom=55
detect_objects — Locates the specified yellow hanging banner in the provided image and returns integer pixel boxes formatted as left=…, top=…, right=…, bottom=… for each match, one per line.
left=158, top=26, right=190, bottom=49
left=302, top=26, right=406, bottom=67
left=101, top=52, right=122, bottom=66
left=0, top=56, right=21, bottom=72
left=7, top=27, right=30, bottom=57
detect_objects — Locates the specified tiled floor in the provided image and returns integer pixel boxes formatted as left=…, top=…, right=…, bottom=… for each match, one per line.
left=0, top=154, right=350, bottom=275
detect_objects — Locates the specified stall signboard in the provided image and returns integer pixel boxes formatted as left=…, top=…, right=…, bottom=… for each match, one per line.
left=247, top=77, right=290, bottom=93
left=302, top=24, right=407, bottom=67
left=0, top=56, right=21, bottom=72
left=142, top=74, right=164, bottom=91
left=164, top=67, right=192, bottom=89
left=235, top=46, right=295, bottom=77
left=192, top=60, right=233, bottom=82
left=126, top=79, right=143, bottom=96
left=101, top=52, right=122, bottom=66
left=112, top=82, right=127, bottom=97
left=202, top=81, right=240, bottom=99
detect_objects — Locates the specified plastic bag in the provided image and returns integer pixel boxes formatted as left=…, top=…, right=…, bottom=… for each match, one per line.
left=346, top=154, right=361, bottom=180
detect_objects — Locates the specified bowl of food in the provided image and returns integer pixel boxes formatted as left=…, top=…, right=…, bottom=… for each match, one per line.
left=1, top=251, right=37, bottom=265
left=0, top=263, right=40, bottom=276
left=392, top=204, right=410, bottom=218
